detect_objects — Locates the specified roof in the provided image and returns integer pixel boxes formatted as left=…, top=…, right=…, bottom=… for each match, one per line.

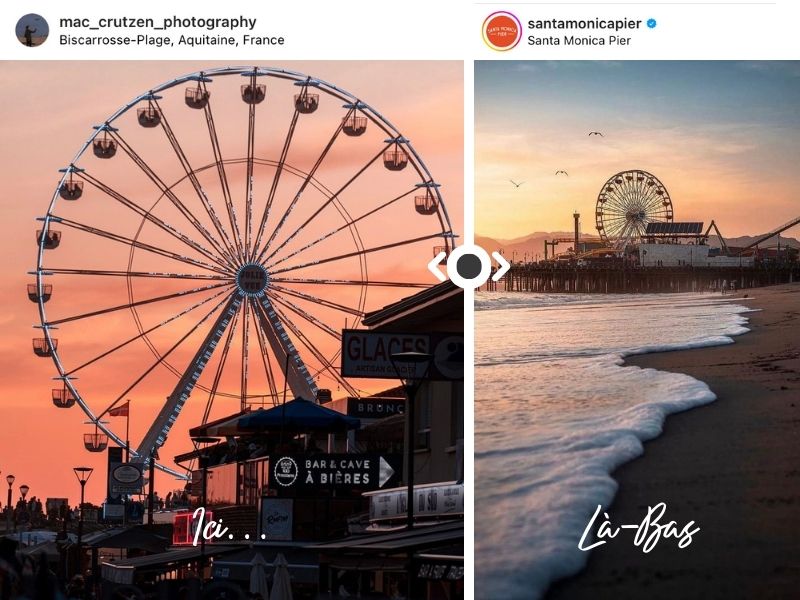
left=102, top=544, right=239, bottom=570
left=81, top=527, right=170, bottom=553
left=645, top=222, right=704, bottom=235
left=313, top=520, right=463, bottom=554
left=362, top=281, right=462, bottom=330
left=188, top=408, right=251, bottom=438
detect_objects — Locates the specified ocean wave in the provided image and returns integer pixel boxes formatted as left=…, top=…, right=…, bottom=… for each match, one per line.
left=475, top=294, right=752, bottom=599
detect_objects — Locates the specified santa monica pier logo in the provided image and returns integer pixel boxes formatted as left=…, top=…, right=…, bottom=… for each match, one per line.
left=482, top=11, right=522, bottom=51
left=273, top=457, right=299, bottom=487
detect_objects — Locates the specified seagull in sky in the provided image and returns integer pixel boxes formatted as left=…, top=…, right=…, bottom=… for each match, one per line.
left=555, top=170, right=569, bottom=176
left=588, top=131, right=604, bottom=137
left=509, top=179, right=525, bottom=188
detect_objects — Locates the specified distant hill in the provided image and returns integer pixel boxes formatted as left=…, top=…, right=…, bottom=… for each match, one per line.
left=708, top=234, right=800, bottom=249
left=476, top=231, right=598, bottom=260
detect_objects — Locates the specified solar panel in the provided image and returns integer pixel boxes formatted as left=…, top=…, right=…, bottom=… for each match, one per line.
left=645, top=222, right=703, bottom=235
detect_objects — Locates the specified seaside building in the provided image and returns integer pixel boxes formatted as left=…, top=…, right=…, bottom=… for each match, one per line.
left=96, top=282, right=463, bottom=599
left=316, top=281, right=464, bottom=599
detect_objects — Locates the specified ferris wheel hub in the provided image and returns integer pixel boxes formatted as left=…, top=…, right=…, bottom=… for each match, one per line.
left=236, top=263, right=269, bottom=297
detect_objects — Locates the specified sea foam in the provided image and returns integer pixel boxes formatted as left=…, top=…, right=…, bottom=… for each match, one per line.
left=475, top=293, right=752, bottom=599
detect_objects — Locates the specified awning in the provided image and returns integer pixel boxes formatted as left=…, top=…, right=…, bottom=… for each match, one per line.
left=101, top=545, right=238, bottom=584
left=82, top=526, right=169, bottom=553
left=313, top=520, right=463, bottom=554
left=237, top=397, right=360, bottom=433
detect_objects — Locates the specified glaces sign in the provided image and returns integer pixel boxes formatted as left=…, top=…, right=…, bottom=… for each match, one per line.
left=341, top=331, right=429, bottom=379
left=341, top=331, right=464, bottom=381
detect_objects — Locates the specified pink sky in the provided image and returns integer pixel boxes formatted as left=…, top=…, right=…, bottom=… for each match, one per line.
left=0, top=61, right=463, bottom=505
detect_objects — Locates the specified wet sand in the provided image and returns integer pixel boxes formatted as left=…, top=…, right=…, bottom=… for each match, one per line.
left=548, top=283, right=800, bottom=600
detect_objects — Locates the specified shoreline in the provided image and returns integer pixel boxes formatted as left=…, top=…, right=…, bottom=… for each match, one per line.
left=547, top=282, right=800, bottom=599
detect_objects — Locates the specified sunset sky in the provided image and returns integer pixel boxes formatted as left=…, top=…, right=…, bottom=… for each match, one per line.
left=476, top=61, right=800, bottom=241
left=0, top=61, right=463, bottom=505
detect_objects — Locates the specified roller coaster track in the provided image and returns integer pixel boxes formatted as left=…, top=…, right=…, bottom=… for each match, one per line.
left=739, top=215, right=800, bottom=254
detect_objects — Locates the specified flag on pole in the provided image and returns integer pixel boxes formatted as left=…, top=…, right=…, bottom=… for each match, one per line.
left=109, top=401, right=130, bottom=417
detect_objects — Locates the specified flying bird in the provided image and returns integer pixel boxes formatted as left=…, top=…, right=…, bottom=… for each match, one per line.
left=509, top=179, right=525, bottom=188
left=588, top=131, right=604, bottom=137
left=555, top=170, right=569, bottom=176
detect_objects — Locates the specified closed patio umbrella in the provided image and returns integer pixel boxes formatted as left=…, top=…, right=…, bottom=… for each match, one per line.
left=249, top=553, right=270, bottom=600
left=270, top=553, right=293, bottom=600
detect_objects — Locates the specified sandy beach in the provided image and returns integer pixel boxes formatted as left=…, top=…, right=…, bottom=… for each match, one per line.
left=548, top=283, right=800, bottom=600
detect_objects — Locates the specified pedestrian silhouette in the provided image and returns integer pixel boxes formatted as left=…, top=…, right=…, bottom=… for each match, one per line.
left=24, top=25, right=37, bottom=47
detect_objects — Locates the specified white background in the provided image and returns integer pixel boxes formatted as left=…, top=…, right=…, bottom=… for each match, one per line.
left=3, top=1, right=799, bottom=598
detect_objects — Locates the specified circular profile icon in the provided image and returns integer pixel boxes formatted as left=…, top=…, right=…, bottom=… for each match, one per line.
left=273, top=457, right=299, bottom=487
left=15, top=14, right=49, bottom=47
left=482, top=11, right=522, bottom=52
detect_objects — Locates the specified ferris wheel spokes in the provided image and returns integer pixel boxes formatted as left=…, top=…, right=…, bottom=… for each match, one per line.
left=269, top=276, right=430, bottom=288
left=108, top=128, right=237, bottom=268
left=258, top=138, right=390, bottom=265
left=77, top=170, right=234, bottom=272
left=252, top=107, right=356, bottom=265
left=197, top=78, right=247, bottom=264
left=101, top=293, right=235, bottom=420
left=148, top=95, right=241, bottom=266
left=268, top=284, right=364, bottom=317
left=63, top=285, right=233, bottom=378
left=44, top=281, right=230, bottom=327
left=269, top=232, right=447, bottom=277
left=42, top=267, right=230, bottom=280
left=50, top=215, right=230, bottom=276
left=250, top=97, right=302, bottom=261
left=267, top=292, right=341, bottom=341
left=266, top=185, right=420, bottom=270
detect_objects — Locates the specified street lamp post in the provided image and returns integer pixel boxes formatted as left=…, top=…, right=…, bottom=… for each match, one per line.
left=73, top=467, right=93, bottom=577
left=390, top=352, right=431, bottom=600
left=191, top=436, right=218, bottom=582
left=5, top=474, right=14, bottom=534
left=19, top=484, right=29, bottom=535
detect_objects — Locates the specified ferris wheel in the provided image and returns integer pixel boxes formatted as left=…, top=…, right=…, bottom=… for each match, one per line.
left=31, top=66, right=456, bottom=478
left=595, top=169, right=673, bottom=247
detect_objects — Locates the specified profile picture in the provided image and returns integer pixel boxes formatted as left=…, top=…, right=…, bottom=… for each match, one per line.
left=15, top=13, right=49, bottom=47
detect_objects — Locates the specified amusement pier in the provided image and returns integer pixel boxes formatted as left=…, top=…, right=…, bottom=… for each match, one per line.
left=485, top=169, right=800, bottom=293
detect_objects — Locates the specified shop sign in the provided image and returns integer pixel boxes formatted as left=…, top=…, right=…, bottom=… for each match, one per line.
left=269, top=454, right=399, bottom=493
left=111, top=463, right=144, bottom=494
left=260, top=498, right=293, bottom=541
left=417, top=562, right=464, bottom=581
left=173, top=510, right=212, bottom=546
left=346, top=397, right=405, bottom=419
left=341, top=331, right=463, bottom=381
left=369, top=483, right=464, bottom=521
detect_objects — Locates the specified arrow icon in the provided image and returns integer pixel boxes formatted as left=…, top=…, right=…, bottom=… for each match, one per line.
left=379, top=457, right=395, bottom=488
left=427, top=251, right=447, bottom=282
left=491, top=251, right=510, bottom=281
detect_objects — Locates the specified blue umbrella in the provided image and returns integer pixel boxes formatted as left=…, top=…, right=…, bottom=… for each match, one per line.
left=237, top=397, right=360, bottom=433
